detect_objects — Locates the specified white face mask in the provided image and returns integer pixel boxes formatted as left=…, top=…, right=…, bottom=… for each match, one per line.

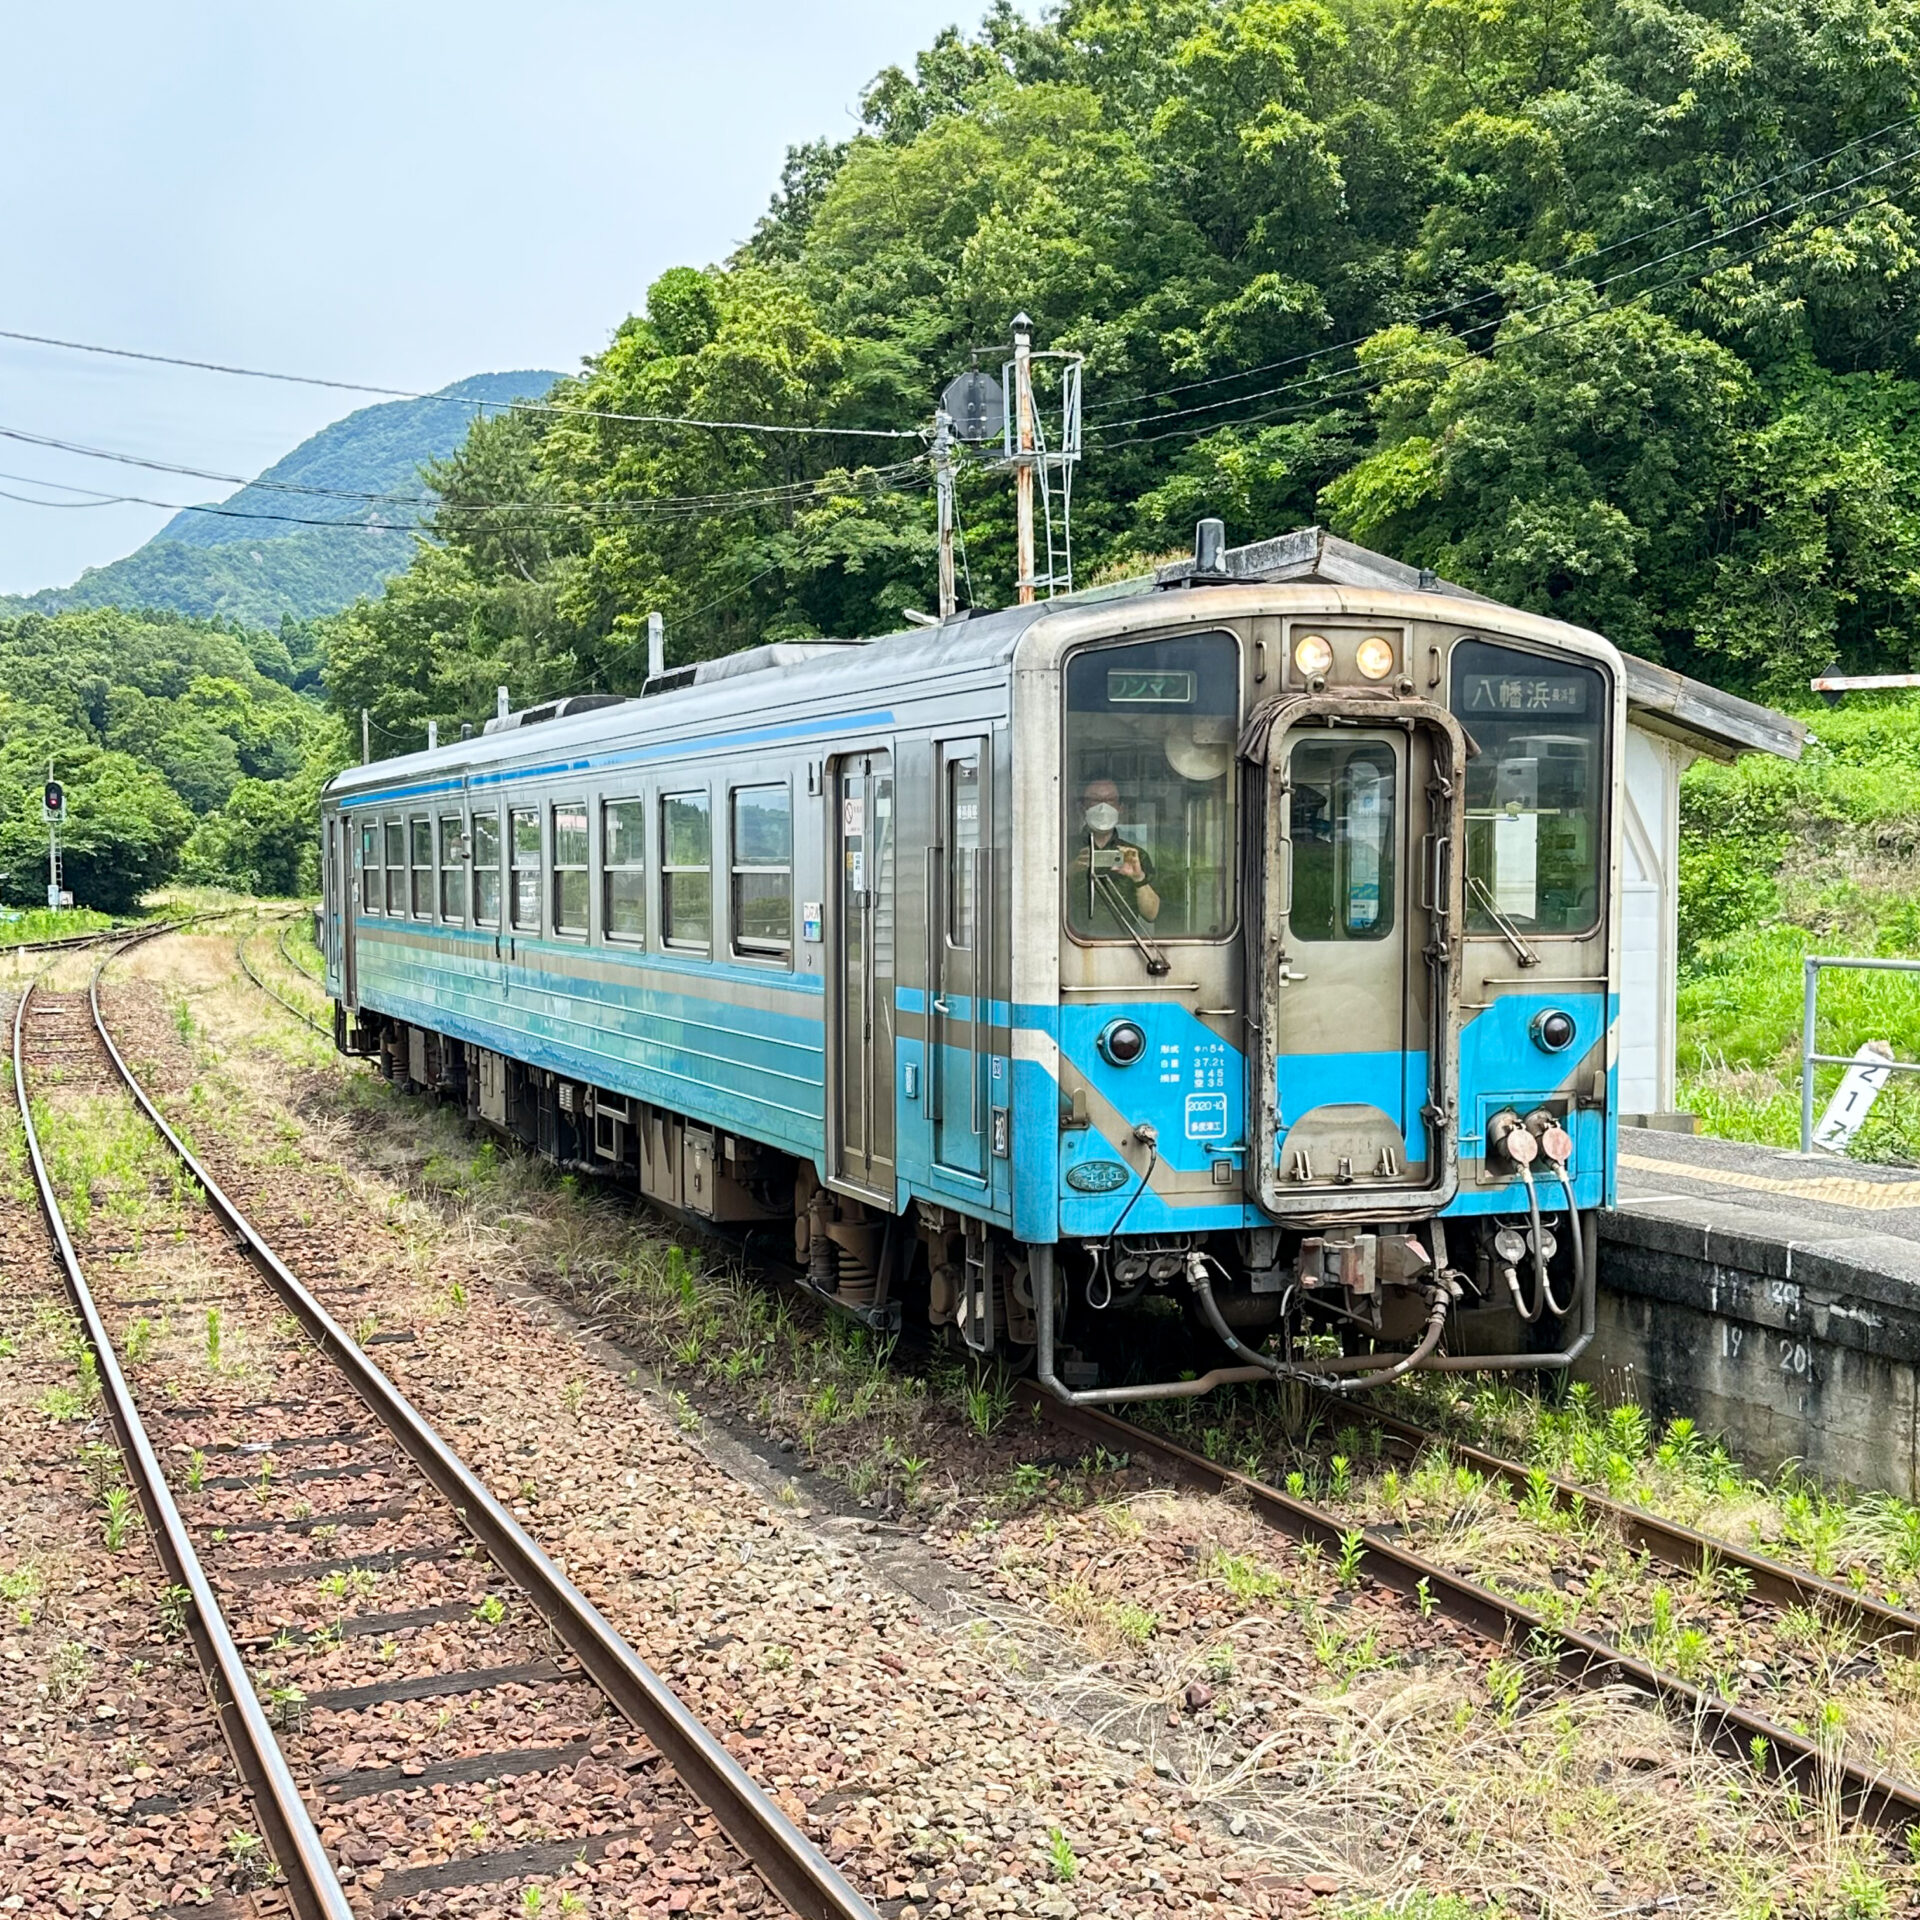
left=1084, top=803, right=1121, bottom=833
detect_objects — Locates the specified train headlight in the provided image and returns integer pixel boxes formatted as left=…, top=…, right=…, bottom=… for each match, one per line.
left=1531, top=1008, right=1577, bottom=1053
left=1292, top=633, right=1334, bottom=679
left=1097, top=1018, right=1147, bottom=1067
left=1355, top=635, right=1396, bottom=680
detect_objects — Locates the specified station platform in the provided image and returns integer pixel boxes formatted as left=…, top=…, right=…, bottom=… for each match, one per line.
left=1592, top=1126, right=1920, bottom=1496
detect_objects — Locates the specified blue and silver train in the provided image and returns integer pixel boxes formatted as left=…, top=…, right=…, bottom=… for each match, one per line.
left=319, top=526, right=1620, bottom=1404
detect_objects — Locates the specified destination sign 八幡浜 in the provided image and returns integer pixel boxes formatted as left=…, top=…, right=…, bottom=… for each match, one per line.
left=1460, top=673, right=1589, bottom=717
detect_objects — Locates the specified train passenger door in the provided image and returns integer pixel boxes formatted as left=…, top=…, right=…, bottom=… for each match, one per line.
left=343, top=815, right=370, bottom=1007
left=831, top=750, right=895, bottom=1198
left=929, top=739, right=989, bottom=1185
left=1255, top=709, right=1464, bottom=1214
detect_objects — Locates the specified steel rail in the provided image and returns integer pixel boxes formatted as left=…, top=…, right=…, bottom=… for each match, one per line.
left=234, top=926, right=330, bottom=1036
left=1335, top=1398, right=1920, bottom=1657
left=11, top=956, right=357, bottom=1920
left=88, top=949, right=877, bottom=1920
left=278, top=916, right=325, bottom=985
left=1023, top=1383, right=1920, bottom=1835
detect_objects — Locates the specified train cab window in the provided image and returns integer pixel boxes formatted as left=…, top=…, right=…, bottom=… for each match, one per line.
left=660, top=791, right=711, bottom=952
left=437, top=814, right=465, bottom=921
left=409, top=818, right=432, bottom=917
left=1453, top=639, right=1607, bottom=936
left=1064, top=630, right=1238, bottom=941
left=359, top=822, right=380, bottom=915
left=730, top=785, right=792, bottom=961
left=384, top=820, right=405, bottom=914
left=509, top=808, right=541, bottom=932
left=472, top=812, right=500, bottom=927
left=603, top=799, right=645, bottom=943
left=552, top=801, right=588, bottom=937
left=1287, top=740, right=1396, bottom=941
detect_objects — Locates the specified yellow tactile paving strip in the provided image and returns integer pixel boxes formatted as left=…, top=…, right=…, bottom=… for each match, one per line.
left=1618, top=1151, right=1920, bottom=1212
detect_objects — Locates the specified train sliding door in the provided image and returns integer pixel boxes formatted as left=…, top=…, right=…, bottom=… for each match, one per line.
left=1254, top=707, right=1464, bottom=1215
left=929, top=738, right=989, bottom=1186
left=830, top=750, right=895, bottom=1199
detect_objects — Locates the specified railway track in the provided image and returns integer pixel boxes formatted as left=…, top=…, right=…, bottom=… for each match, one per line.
left=1024, top=1384, right=1920, bottom=1836
left=235, top=921, right=331, bottom=1036
left=13, top=938, right=876, bottom=1920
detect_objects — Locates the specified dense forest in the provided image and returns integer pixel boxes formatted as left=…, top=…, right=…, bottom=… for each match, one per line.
left=0, top=608, right=336, bottom=911
left=325, top=0, right=1920, bottom=747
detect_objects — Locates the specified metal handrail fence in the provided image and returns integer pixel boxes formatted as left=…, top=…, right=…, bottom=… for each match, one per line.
left=1800, top=954, right=1920, bottom=1151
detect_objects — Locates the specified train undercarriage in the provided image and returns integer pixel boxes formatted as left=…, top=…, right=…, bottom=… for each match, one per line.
left=345, top=1007, right=1593, bottom=1399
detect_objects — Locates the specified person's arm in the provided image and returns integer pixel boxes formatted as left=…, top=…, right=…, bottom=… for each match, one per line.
left=1116, top=844, right=1160, bottom=922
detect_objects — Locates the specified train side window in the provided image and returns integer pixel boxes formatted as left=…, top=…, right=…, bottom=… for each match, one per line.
left=472, top=812, right=500, bottom=927
left=509, top=807, right=541, bottom=932
left=409, top=817, right=433, bottom=917
left=660, top=791, right=711, bottom=952
left=437, top=813, right=465, bottom=921
left=730, top=784, right=791, bottom=961
left=359, top=821, right=380, bottom=915
left=603, top=798, right=645, bottom=944
left=552, top=801, right=589, bottom=937
left=384, top=820, right=405, bottom=914
left=1452, top=639, right=1607, bottom=936
left=1063, top=629, right=1239, bottom=942
left=947, top=757, right=979, bottom=948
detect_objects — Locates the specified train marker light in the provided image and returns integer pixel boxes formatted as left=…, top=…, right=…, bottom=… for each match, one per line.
left=1292, top=633, right=1334, bottom=678
left=1355, top=635, right=1396, bottom=680
left=1097, top=1018, right=1147, bottom=1066
left=1531, top=1008, right=1577, bottom=1053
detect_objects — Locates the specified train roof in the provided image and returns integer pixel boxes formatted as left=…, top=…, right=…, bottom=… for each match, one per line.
left=325, top=525, right=1797, bottom=802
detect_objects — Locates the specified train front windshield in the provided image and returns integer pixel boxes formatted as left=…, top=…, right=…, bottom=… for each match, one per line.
left=1063, top=631, right=1240, bottom=942
left=1453, top=639, right=1607, bottom=935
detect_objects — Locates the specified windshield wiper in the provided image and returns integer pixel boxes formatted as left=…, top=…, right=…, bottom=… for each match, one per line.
left=1468, top=875, right=1541, bottom=968
left=1094, top=869, right=1171, bottom=976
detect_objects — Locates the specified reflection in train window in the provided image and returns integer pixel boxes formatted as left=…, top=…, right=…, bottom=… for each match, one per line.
left=360, top=822, right=380, bottom=915
left=552, top=801, right=589, bottom=937
left=471, top=812, right=500, bottom=927
left=603, top=799, right=645, bottom=944
left=661, top=791, right=711, bottom=951
left=384, top=820, right=405, bottom=914
left=1288, top=739, right=1397, bottom=942
left=410, top=817, right=433, bottom=918
left=437, top=814, right=464, bottom=920
left=1453, top=639, right=1606, bottom=935
left=509, top=808, right=541, bottom=931
left=1063, top=630, right=1238, bottom=941
left=731, top=785, right=792, bottom=960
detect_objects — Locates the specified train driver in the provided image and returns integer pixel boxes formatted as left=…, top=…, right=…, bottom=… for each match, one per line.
left=1071, top=777, right=1162, bottom=933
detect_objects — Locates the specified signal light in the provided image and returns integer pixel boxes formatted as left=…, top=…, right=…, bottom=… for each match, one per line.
left=43, top=781, right=64, bottom=819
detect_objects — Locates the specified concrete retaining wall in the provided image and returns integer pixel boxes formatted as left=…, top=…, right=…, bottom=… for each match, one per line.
left=1584, top=1204, right=1920, bottom=1498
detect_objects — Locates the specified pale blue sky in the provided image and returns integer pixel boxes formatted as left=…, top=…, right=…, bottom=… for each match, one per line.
left=0, top=1, right=979, bottom=595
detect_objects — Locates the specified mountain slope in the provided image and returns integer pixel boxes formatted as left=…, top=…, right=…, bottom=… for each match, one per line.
left=4, top=370, right=562, bottom=628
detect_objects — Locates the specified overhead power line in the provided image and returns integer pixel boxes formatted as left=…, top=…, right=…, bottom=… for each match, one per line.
left=0, top=325, right=923, bottom=440
left=1090, top=143, right=1920, bottom=446
left=0, top=422, right=933, bottom=525
left=1087, top=110, right=1920, bottom=426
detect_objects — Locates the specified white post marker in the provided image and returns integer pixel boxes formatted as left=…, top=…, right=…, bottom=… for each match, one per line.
left=1812, top=1039, right=1897, bottom=1153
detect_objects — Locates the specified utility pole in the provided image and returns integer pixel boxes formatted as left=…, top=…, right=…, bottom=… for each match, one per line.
left=1011, top=313, right=1036, bottom=606
left=647, top=610, right=665, bottom=683
left=427, top=720, right=439, bottom=752
left=361, top=708, right=370, bottom=765
left=933, top=410, right=957, bottom=620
